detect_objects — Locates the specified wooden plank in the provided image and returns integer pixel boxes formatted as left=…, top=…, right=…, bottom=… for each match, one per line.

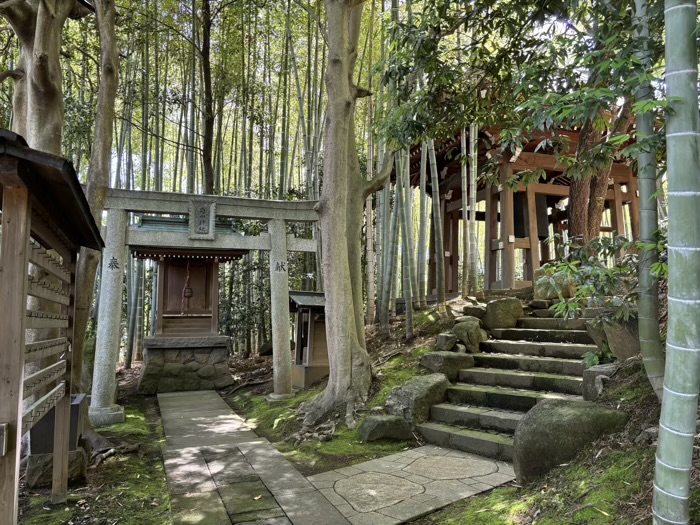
left=21, top=382, right=65, bottom=435
left=611, top=183, right=625, bottom=236
left=510, top=152, right=631, bottom=180
left=25, top=311, right=70, bottom=330
left=25, top=338, right=68, bottom=362
left=23, top=361, right=66, bottom=400
left=500, top=165, right=516, bottom=289
left=0, top=185, right=31, bottom=525
left=484, top=186, right=495, bottom=290
left=53, top=253, right=75, bottom=504
left=27, top=275, right=71, bottom=306
left=525, top=186, right=540, bottom=280
left=28, top=239, right=71, bottom=284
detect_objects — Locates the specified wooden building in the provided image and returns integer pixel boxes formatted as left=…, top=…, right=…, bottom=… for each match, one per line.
left=404, top=129, right=640, bottom=291
left=289, top=291, right=329, bottom=389
left=0, top=130, right=103, bottom=523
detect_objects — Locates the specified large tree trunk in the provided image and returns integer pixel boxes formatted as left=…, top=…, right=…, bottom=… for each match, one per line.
left=653, top=0, right=700, bottom=522
left=73, top=0, right=119, bottom=391
left=304, top=1, right=391, bottom=426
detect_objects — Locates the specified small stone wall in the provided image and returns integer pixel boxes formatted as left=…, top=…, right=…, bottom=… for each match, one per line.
left=137, top=336, right=234, bottom=394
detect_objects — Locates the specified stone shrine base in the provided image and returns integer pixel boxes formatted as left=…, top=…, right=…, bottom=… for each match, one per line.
left=138, top=336, right=234, bottom=394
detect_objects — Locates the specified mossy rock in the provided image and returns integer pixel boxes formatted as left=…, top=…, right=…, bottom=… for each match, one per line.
left=482, top=298, right=523, bottom=330
left=513, top=399, right=628, bottom=485
left=451, top=317, right=487, bottom=353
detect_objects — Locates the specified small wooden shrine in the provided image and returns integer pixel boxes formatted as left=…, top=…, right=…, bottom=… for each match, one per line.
left=289, top=291, right=329, bottom=389
left=0, top=130, right=103, bottom=524
left=405, top=128, right=640, bottom=291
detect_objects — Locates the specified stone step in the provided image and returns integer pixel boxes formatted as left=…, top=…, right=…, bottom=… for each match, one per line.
left=447, top=383, right=581, bottom=412
left=458, top=368, right=583, bottom=396
left=517, top=317, right=587, bottom=330
left=430, top=403, right=523, bottom=434
left=490, top=328, right=593, bottom=344
left=531, top=309, right=556, bottom=318
left=529, top=308, right=608, bottom=319
left=481, top=340, right=596, bottom=360
left=416, top=421, right=514, bottom=462
left=473, top=353, right=585, bottom=376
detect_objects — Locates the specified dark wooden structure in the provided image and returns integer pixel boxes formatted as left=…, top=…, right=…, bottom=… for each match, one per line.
left=0, top=131, right=103, bottom=524
left=290, top=292, right=329, bottom=389
left=406, top=129, right=640, bottom=291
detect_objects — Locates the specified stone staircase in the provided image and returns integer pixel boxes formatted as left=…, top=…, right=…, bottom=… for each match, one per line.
left=417, top=315, right=595, bottom=462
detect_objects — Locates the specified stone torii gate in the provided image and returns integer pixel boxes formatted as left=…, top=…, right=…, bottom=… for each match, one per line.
left=88, top=189, right=318, bottom=426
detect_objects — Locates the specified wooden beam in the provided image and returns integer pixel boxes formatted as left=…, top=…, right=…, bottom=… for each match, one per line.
left=627, top=177, right=641, bottom=241
left=484, top=186, right=498, bottom=291
left=0, top=185, right=31, bottom=525
left=611, top=183, right=625, bottom=236
left=510, top=152, right=631, bottom=180
left=500, top=165, right=516, bottom=289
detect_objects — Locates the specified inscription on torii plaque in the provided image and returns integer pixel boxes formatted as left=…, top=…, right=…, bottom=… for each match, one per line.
left=189, top=201, right=217, bottom=240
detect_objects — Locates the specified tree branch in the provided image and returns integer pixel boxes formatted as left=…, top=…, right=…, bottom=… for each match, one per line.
left=291, top=0, right=328, bottom=45
left=0, top=68, right=25, bottom=83
left=363, top=148, right=395, bottom=197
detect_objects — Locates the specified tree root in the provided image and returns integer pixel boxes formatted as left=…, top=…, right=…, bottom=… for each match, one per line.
left=91, top=444, right=141, bottom=468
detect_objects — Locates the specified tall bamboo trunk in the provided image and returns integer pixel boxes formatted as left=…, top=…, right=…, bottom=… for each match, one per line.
left=427, top=139, right=446, bottom=314
left=468, top=123, right=479, bottom=294
left=653, top=0, right=700, bottom=523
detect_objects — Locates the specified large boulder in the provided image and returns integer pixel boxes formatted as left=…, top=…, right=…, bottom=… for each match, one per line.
left=451, top=317, right=488, bottom=353
left=358, top=416, right=413, bottom=442
left=513, top=399, right=628, bottom=484
left=603, top=319, right=640, bottom=362
left=420, top=352, right=475, bottom=381
left=481, top=298, right=524, bottom=330
left=435, top=333, right=457, bottom=352
left=534, top=268, right=577, bottom=300
left=385, top=374, right=449, bottom=426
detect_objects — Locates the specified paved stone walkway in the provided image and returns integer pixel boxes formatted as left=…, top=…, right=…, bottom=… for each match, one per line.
left=159, top=391, right=514, bottom=525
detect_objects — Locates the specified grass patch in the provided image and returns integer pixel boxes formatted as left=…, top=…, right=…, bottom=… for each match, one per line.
left=19, top=398, right=170, bottom=525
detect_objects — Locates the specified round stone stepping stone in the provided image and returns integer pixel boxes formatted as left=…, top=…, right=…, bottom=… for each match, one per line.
left=334, top=472, right=423, bottom=513
left=403, top=455, right=497, bottom=480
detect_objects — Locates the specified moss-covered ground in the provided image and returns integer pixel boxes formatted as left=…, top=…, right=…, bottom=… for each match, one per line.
left=229, top=344, right=434, bottom=476
left=19, top=397, right=171, bottom=525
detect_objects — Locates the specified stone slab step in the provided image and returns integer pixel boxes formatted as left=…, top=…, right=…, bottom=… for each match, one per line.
left=416, top=421, right=513, bottom=462
left=517, top=317, right=587, bottom=330
left=430, top=403, right=523, bottom=434
left=473, top=353, right=585, bottom=376
left=531, top=309, right=557, bottom=318
left=490, top=328, right=593, bottom=344
left=447, top=383, right=581, bottom=412
left=458, top=368, right=583, bottom=396
left=481, top=340, right=596, bottom=360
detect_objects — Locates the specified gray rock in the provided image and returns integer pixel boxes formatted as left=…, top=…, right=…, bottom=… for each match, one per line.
left=635, top=426, right=659, bottom=446
left=358, top=415, right=413, bottom=442
left=26, top=448, right=88, bottom=488
left=259, top=340, right=273, bottom=356
left=582, top=363, right=618, bottom=401
left=436, top=333, right=458, bottom=352
left=455, top=343, right=467, bottom=354
left=585, top=320, right=608, bottom=352
left=603, top=319, right=640, bottom=362
left=420, top=352, right=475, bottom=381
left=533, top=268, right=577, bottom=300
left=462, top=305, right=487, bottom=318
left=385, top=373, right=449, bottom=425
left=482, top=297, right=524, bottom=330
left=513, top=399, right=628, bottom=484
left=452, top=317, right=488, bottom=353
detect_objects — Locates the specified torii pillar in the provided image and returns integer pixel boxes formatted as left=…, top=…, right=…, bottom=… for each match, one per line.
left=268, top=219, right=293, bottom=400
left=89, top=208, right=127, bottom=426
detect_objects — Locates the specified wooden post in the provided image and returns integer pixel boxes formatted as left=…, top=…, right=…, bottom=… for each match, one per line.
left=210, top=259, right=219, bottom=334
left=611, top=183, right=625, bottom=236
left=451, top=212, right=459, bottom=293
left=500, top=164, right=516, bottom=289
left=628, top=175, right=641, bottom=241
left=156, top=259, right=164, bottom=335
left=0, top=176, right=31, bottom=525
left=484, top=186, right=498, bottom=290
left=427, top=214, right=436, bottom=295
left=52, top=253, right=75, bottom=504
left=525, top=186, right=540, bottom=282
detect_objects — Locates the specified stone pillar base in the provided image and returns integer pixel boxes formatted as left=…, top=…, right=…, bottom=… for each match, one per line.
left=266, top=392, right=295, bottom=403
left=88, top=404, right=125, bottom=427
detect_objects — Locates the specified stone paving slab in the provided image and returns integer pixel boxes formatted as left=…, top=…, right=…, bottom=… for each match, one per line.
left=307, top=445, right=515, bottom=524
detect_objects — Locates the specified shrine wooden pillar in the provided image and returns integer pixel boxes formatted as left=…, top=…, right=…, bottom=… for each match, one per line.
left=500, top=164, right=516, bottom=289
left=484, top=185, right=498, bottom=290
left=610, top=183, right=625, bottom=237
left=628, top=175, right=641, bottom=241
left=525, top=186, right=540, bottom=282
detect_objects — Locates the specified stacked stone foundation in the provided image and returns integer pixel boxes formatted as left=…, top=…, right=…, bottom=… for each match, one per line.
left=138, top=336, right=234, bottom=394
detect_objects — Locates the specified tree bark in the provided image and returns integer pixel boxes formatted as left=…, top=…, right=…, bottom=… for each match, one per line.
left=304, top=1, right=392, bottom=426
